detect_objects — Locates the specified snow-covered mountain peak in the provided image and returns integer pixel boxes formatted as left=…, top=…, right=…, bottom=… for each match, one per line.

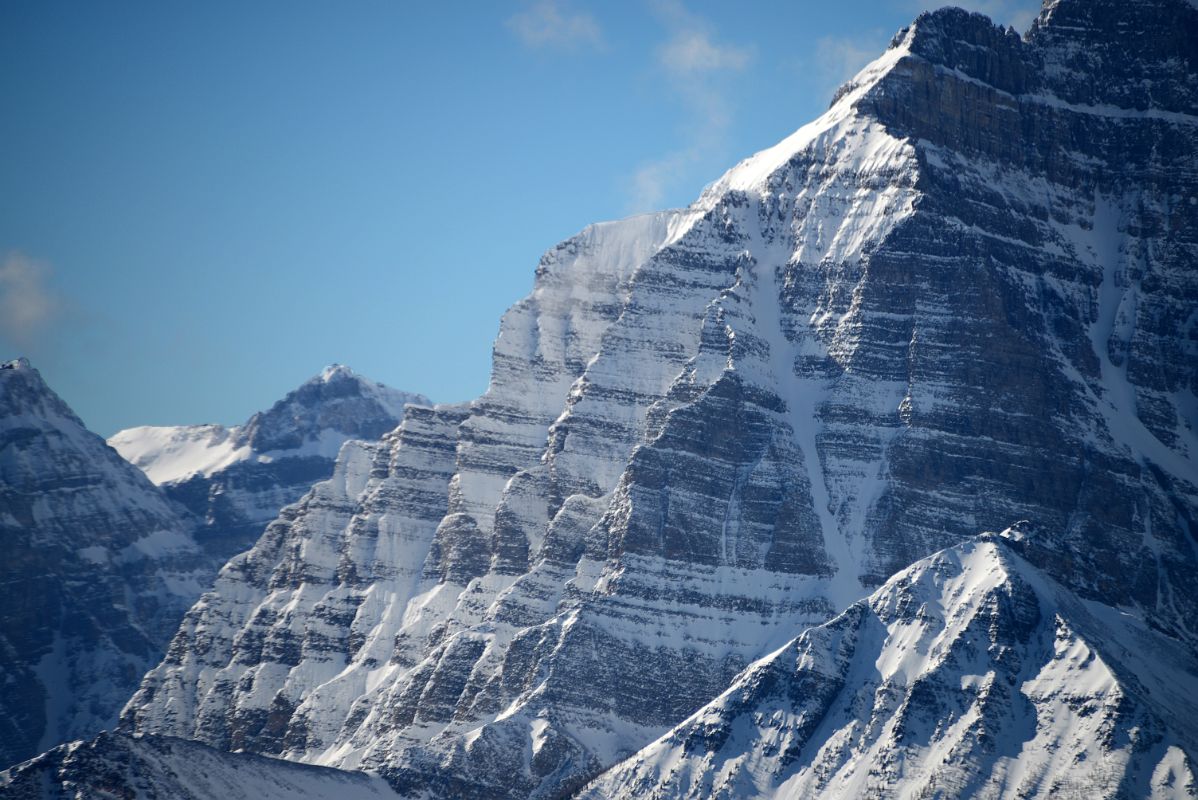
left=110, top=366, right=428, bottom=485
left=0, top=356, right=31, bottom=370
left=702, top=0, right=1196, bottom=222
left=107, top=366, right=429, bottom=566
left=116, top=1, right=1197, bottom=796
left=1, top=356, right=104, bottom=456
left=108, top=423, right=246, bottom=484
left=0, top=364, right=212, bottom=767
left=695, top=28, right=913, bottom=208
left=583, top=532, right=1198, bottom=798
left=319, top=362, right=354, bottom=382
left=2, top=354, right=47, bottom=388
left=241, top=365, right=428, bottom=454
left=693, top=4, right=1027, bottom=210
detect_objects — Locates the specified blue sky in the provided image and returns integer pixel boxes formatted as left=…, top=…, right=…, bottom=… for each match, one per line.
left=0, top=0, right=1040, bottom=435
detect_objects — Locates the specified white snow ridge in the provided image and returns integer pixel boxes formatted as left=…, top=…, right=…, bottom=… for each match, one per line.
left=581, top=530, right=1198, bottom=799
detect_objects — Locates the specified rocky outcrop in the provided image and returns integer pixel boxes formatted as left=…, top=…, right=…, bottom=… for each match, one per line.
left=0, top=359, right=208, bottom=767
left=122, top=1, right=1198, bottom=796
left=110, top=365, right=428, bottom=562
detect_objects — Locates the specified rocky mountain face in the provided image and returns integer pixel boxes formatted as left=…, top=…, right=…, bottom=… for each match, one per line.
left=581, top=530, right=1198, bottom=800
left=0, top=732, right=401, bottom=800
left=0, top=361, right=425, bottom=773
left=117, top=0, right=1197, bottom=797
left=109, top=365, right=428, bottom=562
left=0, top=359, right=209, bottom=768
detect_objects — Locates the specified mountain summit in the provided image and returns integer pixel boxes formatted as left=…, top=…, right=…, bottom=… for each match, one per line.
left=11, top=0, right=1198, bottom=796
left=109, top=365, right=428, bottom=560
left=583, top=529, right=1198, bottom=799
left=115, top=1, right=1198, bottom=795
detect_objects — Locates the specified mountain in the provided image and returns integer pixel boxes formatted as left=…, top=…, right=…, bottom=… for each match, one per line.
left=109, top=365, right=428, bottom=562
left=0, top=360, right=426, bottom=774
left=0, top=358, right=209, bottom=767
left=117, top=0, right=1198, bottom=797
left=0, top=731, right=400, bottom=800
left=580, top=529, right=1198, bottom=799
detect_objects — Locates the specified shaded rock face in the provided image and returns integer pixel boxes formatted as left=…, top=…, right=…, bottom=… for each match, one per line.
left=0, top=361, right=207, bottom=768
left=239, top=365, right=427, bottom=454
left=582, top=534, right=1198, bottom=800
left=163, top=455, right=336, bottom=560
left=110, top=365, right=428, bottom=563
left=123, top=1, right=1198, bottom=797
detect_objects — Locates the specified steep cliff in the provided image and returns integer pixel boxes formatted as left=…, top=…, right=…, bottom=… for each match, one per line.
left=0, top=359, right=206, bottom=766
left=120, top=1, right=1198, bottom=796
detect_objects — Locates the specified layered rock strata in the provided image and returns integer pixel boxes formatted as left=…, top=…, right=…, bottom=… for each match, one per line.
left=123, top=1, right=1198, bottom=797
left=0, top=360, right=207, bottom=766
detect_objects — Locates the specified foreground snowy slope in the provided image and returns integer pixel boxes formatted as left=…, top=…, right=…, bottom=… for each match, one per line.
left=109, top=365, right=427, bottom=561
left=581, top=530, right=1198, bottom=799
left=0, top=732, right=400, bottom=800
left=0, top=359, right=208, bottom=767
left=120, top=0, right=1198, bottom=796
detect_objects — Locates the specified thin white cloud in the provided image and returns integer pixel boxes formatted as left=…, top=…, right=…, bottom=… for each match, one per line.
left=659, top=30, right=752, bottom=75
left=0, top=253, right=59, bottom=345
left=630, top=149, right=695, bottom=212
left=627, top=0, right=754, bottom=212
left=814, top=31, right=888, bottom=101
left=506, top=0, right=605, bottom=52
left=652, top=0, right=754, bottom=75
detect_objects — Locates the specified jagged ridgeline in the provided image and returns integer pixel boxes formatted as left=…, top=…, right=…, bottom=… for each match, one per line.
left=88, top=0, right=1198, bottom=797
left=584, top=530, right=1198, bottom=799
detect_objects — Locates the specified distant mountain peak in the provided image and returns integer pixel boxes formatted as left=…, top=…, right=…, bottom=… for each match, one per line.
left=0, top=356, right=31, bottom=370
left=107, top=365, right=430, bottom=564
left=1, top=354, right=87, bottom=432
left=318, top=362, right=355, bottom=382
left=110, top=365, right=429, bottom=485
left=241, top=365, right=428, bottom=453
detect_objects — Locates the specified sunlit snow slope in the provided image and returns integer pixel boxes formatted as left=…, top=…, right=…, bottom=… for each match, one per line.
left=582, top=529, right=1198, bottom=799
